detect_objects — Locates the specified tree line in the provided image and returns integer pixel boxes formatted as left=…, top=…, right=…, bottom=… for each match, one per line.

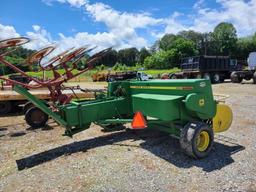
left=1, top=21, right=256, bottom=75
left=97, top=22, right=256, bottom=69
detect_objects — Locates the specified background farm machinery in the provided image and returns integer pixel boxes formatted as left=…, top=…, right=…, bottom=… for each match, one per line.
left=0, top=37, right=233, bottom=158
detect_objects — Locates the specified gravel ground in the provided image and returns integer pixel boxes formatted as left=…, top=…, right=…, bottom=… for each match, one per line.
left=0, top=80, right=256, bottom=192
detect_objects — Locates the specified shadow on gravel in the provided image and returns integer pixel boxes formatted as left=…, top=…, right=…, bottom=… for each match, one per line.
left=16, top=129, right=244, bottom=172
left=0, top=110, right=23, bottom=118
left=26, top=122, right=57, bottom=131
left=9, top=131, right=26, bottom=137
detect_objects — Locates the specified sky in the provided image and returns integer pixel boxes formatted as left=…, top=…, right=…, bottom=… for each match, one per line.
left=0, top=0, right=256, bottom=52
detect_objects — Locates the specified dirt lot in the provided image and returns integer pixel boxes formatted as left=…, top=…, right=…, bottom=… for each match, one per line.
left=0, top=81, right=256, bottom=192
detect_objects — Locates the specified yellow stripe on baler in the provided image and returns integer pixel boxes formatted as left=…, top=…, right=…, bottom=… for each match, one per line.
left=130, top=86, right=193, bottom=90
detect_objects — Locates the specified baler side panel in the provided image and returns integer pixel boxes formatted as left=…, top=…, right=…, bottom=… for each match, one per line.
left=132, top=94, right=184, bottom=121
left=62, top=97, right=131, bottom=127
left=129, top=79, right=216, bottom=121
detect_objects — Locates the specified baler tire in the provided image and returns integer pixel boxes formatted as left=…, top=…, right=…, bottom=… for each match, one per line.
left=180, top=121, right=214, bottom=159
left=0, top=101, right=12, bottom=115
left=25, top=107, right=48, bottom=128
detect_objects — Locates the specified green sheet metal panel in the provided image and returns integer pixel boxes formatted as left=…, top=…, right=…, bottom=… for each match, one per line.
left=129, top=79, right=216, bottom=120
left=62, top=97, right=132, bottom=127
left=132, top=94, right=184, bottom=121
left=184, top=93, right=216, bottom=119
left=130, top=79, right=210, bottom=96
left=61, top=105, right=79, bottom=127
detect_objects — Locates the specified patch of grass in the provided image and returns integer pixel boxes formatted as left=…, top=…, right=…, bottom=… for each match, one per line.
left=143, top=68, right=180, bottom=76
left=26, top=69, right=99, bottom=82
left=7, top=67, right=181, bottom=82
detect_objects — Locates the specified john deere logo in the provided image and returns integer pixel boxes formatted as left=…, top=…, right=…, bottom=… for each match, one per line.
left=199, top=99, right=205, bottom=106
left=199, top=82, right=206, bottom=87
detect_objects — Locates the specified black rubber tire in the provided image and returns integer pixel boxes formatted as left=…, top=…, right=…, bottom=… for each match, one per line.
left=212, top=73, right=220, bottom=84
left=230, top=72, right=243, bottom=83
left=219, top=78, right=225, bottom=83
left=23, top=102, right=34, bottom=114
left=25, top=107, right=48, bottom=128
left=196, top=74, right=202, bottom=79
left=203, top=73, right=211, bottom=81
left=244, top=76, right=252, bottom=81
left=253, top=72, right=256, bottom=84
left=180, top=121, right=214, bottom=159
left=0, top=101, right=12, bottom=115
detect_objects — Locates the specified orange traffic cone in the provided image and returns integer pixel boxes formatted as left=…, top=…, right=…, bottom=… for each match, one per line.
left=131, top=111, right=147, bottom=129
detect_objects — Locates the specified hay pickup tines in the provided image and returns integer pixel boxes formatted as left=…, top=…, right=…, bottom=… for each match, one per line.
left=0, top=37, right=111, bottom=104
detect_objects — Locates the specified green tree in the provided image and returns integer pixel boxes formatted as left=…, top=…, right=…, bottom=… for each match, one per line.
left=144, top=49, right=180, bottom=69
left=170, top=38, right=198, bottom=58
left=117, top=48, right=139, bottom=66
left=150, top=40, right=160, bottom=53
left=138, top=47, right=151, bottom=65
left=144, top=50, right=169, bottom=69
left=0, top=47, right=35, bottom=75
left=100, top=49, right=118, bottom=67
left=178, top=30, right=203, bottom=51
left=159, top=34, right=179, bottom=51
left=212, top=22, right=238, bottom=55
left=235, top=36, right=256, bottom=60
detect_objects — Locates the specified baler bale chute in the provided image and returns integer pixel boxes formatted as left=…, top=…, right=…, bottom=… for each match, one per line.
left=0, top=37, right=233, bottom=158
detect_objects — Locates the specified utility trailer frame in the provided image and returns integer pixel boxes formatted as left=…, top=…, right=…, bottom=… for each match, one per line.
left=0, top=88, right=95, bottom=115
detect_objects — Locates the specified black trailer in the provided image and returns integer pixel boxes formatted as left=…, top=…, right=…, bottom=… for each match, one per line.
left=170, top=55, right=239, bottom=83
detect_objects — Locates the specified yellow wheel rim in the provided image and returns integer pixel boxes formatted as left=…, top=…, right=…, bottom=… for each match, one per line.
left=196, top=131, right=210, bottom=152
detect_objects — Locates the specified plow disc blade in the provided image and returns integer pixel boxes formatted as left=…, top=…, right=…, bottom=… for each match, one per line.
left=213, top=104, right=233, bottom=133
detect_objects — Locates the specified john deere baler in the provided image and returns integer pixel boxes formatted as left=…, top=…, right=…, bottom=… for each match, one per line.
left=14, top=79, right=232, bottom=158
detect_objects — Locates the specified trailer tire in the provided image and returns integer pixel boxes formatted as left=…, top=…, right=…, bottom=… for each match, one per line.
left=25, top=107, right=48, bottom=128
left=0, top=101, right=12, bottom=115
left=203, top=73, right=211, bottom=81
left=23, top=102, right=35, bottom=114
left=212, top=73, right=220, bottom=84
left=196, top=74, right=202, bottom=79
left=231, top=72, right=243, bottom=83
left=180, top=121, right=214, bottom=159
left=219, top=77, right=225, bottom=83
left=253, top=72, right=256, bottom=84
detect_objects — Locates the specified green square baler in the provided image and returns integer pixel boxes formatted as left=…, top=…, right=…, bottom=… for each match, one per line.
left=14, top=79, right=232, bottom=158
